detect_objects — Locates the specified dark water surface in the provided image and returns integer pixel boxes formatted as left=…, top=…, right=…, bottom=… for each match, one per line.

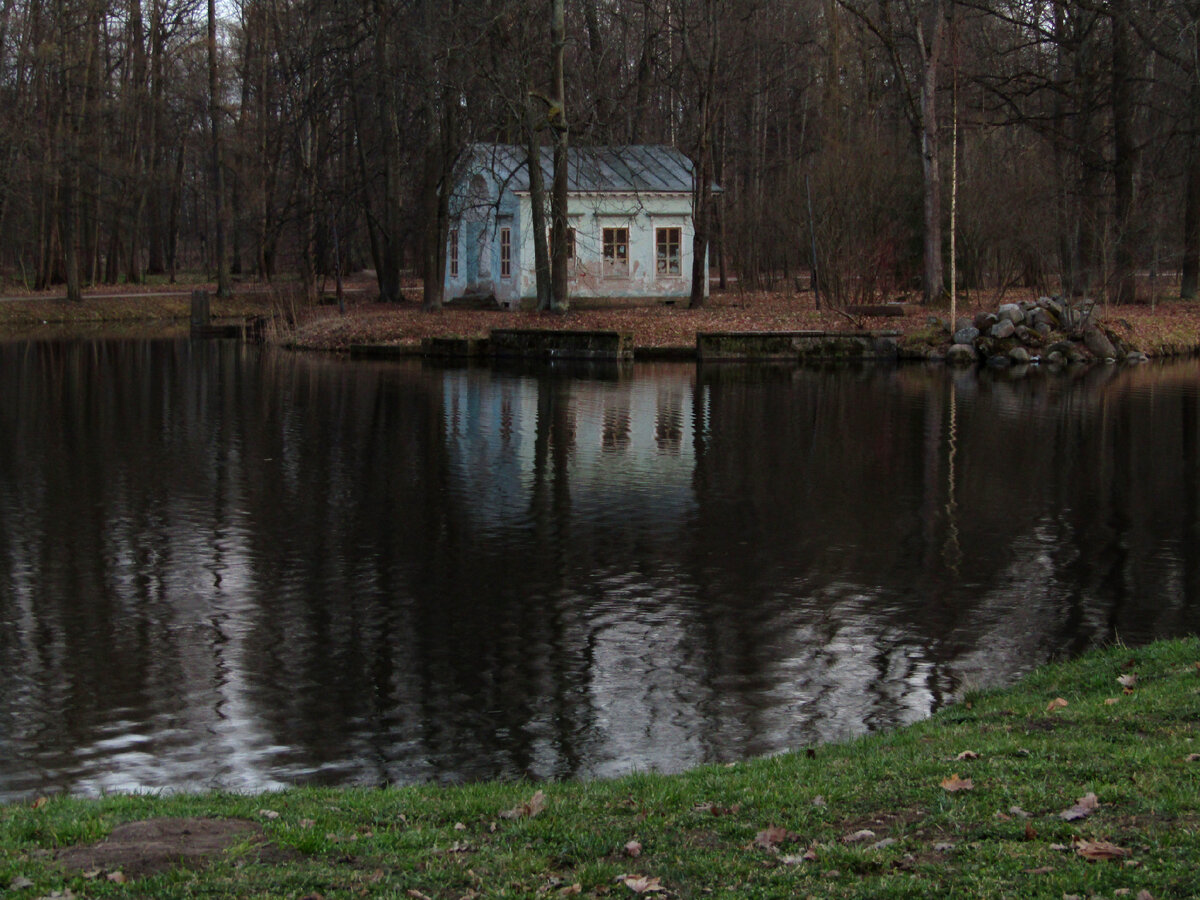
left=2, top=339, right=1199, bottom=801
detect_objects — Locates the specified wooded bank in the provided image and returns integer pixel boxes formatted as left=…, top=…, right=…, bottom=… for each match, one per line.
left=1, top=1, right=1198, bottom=312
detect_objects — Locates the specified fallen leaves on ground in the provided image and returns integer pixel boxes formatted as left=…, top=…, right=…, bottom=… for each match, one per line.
left=617, top=874, right=666, bottom=894
left=955, top=750, right=980, bottom=760
left=842, top=829, right=876, bottom=844
left=941, top=774, right=974, bottom=792
left=693, top=802, right=739, bottom=816
left=779, top=846, right=820, bottom=865
left=1058, top=792, right=1100, bottom=821
left=753, top=825, right=798, bottom=850
left=624, top=840, right=642, bottom=857
left=500, top=789, right=546, bottom=820
left=1074, top=838, right=1130, bottom=861
left=1046, top=697, right=1069, bottom=712
left=1118, top=673, right=1138, bottom=689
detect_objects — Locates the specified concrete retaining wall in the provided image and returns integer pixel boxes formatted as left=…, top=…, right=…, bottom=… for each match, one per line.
left=489, top=329, right=634, bottom=362
left=697, top=331, right=900, bottom=362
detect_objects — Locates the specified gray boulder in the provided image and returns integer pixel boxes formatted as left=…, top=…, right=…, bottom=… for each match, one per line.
left=946, top=343, right=977, bottom=366
left=990, top=319, right=1016, bottom=340
left=1014, top=325, right=1043, bottom=346
left=998, top=303, right=1025, bottom=325
left=1082, top=325, right=1117, bottom=360
left=974, top=312, right=997, bottom=331
left=953, top=326, right=980, bottom=345
left=1009, top=346, right=1031, bottom=365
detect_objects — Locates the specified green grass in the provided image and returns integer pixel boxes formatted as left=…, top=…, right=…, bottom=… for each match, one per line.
left=3, top=638, right=1200, bottom=898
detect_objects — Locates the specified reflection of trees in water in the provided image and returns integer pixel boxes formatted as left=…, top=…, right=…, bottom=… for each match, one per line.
left=3, top=345, right=1200, bottom=799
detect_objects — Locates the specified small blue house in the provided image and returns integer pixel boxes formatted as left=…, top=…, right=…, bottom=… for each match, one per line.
left=445, top=144, right=707, bottom=308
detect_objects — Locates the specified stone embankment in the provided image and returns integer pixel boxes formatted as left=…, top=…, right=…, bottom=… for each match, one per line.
left=935, top=297, right=1148, bottom=367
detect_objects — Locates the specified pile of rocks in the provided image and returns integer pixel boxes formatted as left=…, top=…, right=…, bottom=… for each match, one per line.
left=941, top=297, right=1147, bottom=367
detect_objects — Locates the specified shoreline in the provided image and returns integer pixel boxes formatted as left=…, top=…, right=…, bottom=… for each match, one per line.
left=4, top=285, right=1200, bottom=362
left=4, top=637, right=1198, bottom=897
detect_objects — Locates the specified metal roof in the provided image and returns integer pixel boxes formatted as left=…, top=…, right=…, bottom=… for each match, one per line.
left=467, top=143, right=698, bottom=193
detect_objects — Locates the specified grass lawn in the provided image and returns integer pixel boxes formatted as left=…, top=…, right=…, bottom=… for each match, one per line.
left=3, top=637, right=1199, bottom=898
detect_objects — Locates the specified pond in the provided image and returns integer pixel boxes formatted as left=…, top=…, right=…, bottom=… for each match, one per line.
left=1, top=339, right=1198, bottom=802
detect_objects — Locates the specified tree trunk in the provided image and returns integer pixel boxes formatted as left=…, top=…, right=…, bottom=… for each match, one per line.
left=549, top=0, right=569, bottom=312
left=207, top=0, right=231, bottom=297
left=421, top=138, right=446, bottom=311
left=918, top=6, right=945, bottom=304
left=167, top=139, right=184, bottom=283
left=60, top=175, right=82, bottom=302
left=689, top=142, right=711, bottom=308
left=526, top=102, right=551, bottom=311
left=1111, top=0, right=1136, bottom=304
left=1183, top=134, right=1200, bottom=299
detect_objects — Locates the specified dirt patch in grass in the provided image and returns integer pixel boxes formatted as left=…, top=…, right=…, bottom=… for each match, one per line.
left=834, top=807, right=926, bottom=838
left=53, top=817, right=299, bottom=880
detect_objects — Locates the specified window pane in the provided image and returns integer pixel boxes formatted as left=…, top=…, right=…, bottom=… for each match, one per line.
left=656, top=227, right=680, bottom=276
left=603, top=227, right=629, bottom=277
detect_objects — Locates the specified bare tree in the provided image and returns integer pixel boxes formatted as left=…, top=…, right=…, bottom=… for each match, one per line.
left=838, top=0, right=951, bottom=304
left=207, top=0, right=231, bottom=296
left=549, top=0, right=569, bottom=312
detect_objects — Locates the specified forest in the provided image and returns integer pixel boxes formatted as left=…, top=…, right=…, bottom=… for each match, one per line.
left=0, top=0, right=1197, bottom=310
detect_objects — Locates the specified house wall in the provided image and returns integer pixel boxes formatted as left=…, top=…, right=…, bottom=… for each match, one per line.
left=446, top=178, right=706, bottom=306
left=514, top=192, right=699, bottom=305
left=445, top=169, right=521, bottom=303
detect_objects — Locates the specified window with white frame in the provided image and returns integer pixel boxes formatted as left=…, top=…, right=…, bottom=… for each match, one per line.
left=602, top=227, right=629, bottom=277
left=448, top=228, right=459, bottom=278
left=656, top=227, right=681, bottom=276
left=500, top=227, right=512, bottom=278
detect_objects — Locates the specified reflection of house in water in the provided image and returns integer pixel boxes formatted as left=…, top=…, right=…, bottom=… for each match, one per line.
left=438, top=368, right=698, bottom=531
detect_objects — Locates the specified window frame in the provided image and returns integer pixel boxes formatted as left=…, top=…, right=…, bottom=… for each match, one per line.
left=448, top=228, right=459, bottom=278
left=602, top=226, right=630, bottom=278
left=499, top=227, right=512, bottom=278
left=655, top=227, right=682, bottom=277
